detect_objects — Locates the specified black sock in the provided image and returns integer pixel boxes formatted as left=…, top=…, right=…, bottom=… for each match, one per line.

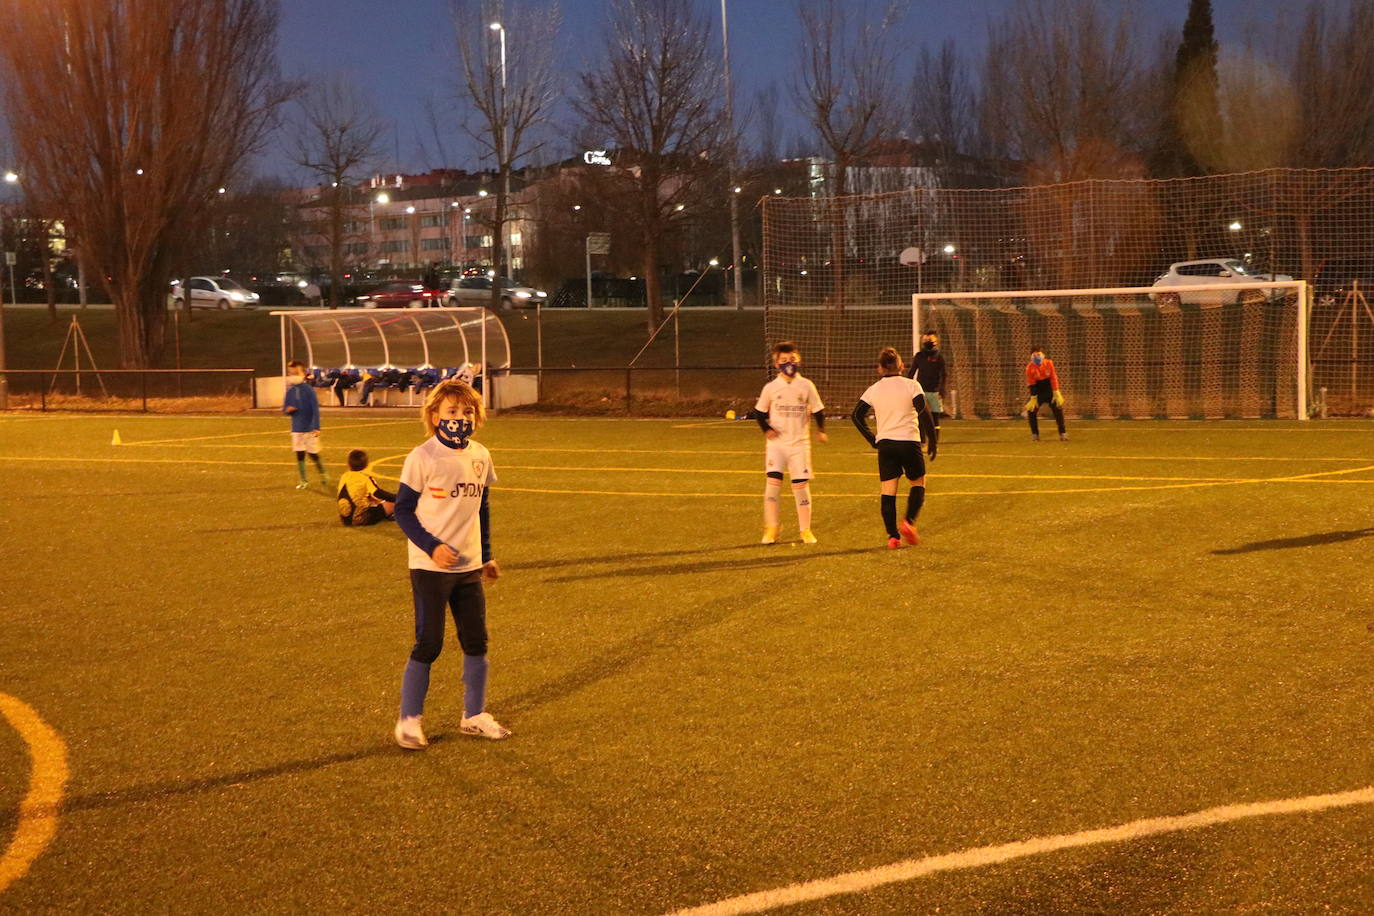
left=1028, top=410, right=1039, bottom=437
left=308, top=453, right=324, bottom=472
left=906, top=485, right=925, bottom=522
left=880, top=494, right=898, bottom=538
left=1052, top=405, right=1066, bottom=435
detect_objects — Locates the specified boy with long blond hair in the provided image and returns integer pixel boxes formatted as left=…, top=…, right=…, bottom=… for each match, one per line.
left=392, top=378, right=509, bottom=749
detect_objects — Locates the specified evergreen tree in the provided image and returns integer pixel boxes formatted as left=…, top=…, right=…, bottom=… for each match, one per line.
left=1151, top=0, right=1220, bottom=177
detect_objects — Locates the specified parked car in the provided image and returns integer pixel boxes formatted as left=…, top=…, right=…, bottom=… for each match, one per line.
left=1150, top=258, right=1293, bottom=305
left=446, top=275, right=548, bottom=309
left=171, top=276, right=261, bottom=309
left=355, top=280, right=444, bottom=308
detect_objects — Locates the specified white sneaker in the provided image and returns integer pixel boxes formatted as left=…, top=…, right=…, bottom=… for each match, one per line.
left=460, top=711, right=511, bottom=740
left=393, top=715, right=428, bottom=750
left=294, top=481, right=309, bottom=490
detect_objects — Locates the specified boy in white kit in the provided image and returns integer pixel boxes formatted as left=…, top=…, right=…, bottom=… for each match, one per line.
left=754, top=342, right=827, bottom=545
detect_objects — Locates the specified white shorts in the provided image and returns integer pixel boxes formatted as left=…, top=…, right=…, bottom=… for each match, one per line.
left=291, top=430, right=321, bottom=454
left=765, top=440, right=813, bottom=480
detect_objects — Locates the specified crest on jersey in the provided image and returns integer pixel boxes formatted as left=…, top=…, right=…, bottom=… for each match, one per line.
left=472, top=459, right=486, bottom=479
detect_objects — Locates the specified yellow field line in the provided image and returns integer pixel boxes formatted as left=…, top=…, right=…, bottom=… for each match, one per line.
left=393, top=463, right=1239, bottom=483
left=491, top=446, right=1374, bottom=464
left=0, top=694, right=68, bottom=894
left=666, top=784, right=1374, bottom=916
left=0, top=455, right=291, bottom=469
left=125, top=419, right=412, bottom=446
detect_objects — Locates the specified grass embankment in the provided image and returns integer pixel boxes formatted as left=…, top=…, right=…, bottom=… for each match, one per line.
left=3, top=306, right=767, bottom=373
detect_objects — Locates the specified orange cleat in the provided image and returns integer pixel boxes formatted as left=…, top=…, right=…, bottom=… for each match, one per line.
left=887, top=537, right=903, bottom=550
left=898, top=519, right=921, bottom=546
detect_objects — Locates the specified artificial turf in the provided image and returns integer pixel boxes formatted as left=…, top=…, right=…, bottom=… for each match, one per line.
left=3, top=413, right=1374, bottom=913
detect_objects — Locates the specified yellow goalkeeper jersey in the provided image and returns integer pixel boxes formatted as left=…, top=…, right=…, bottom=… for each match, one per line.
left=337, top=469, right=383, bottom=524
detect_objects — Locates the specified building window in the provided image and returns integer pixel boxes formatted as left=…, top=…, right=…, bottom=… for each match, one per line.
left=509, top=231, right=522, bottom=247
left=420, top=213, right=449, bottom=228
left=379, top=217, right=406, bottom=231
left=380, top=240, right=410, bottom=254
left=420, top=237, right=449, bottom=252
left=345, top=242, right=368, bottom=255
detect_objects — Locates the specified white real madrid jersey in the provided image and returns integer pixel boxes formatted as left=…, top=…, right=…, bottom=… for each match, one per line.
left=754, top=374, right=824, bottom=447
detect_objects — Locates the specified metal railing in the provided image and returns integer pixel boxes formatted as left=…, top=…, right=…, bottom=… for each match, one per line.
left=0, top=368, right=257, bottom=412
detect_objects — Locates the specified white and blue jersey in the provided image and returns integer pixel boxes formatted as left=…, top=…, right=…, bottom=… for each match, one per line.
left=394, top=437, right=497, bottom=573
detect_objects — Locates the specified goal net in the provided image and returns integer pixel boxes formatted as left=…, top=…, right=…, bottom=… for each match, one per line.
left=915, top=282, right=1309, bottom=419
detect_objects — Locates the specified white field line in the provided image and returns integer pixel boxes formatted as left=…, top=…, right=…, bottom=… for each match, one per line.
left=665, top=785, right=1374, bottom=916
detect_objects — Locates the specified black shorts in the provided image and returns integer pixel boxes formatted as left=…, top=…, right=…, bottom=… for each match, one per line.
left=876, top=440, right=925, bottom=481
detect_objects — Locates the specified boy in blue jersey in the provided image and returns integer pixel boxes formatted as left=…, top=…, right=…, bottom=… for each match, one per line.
left=282, top=360, right=329, bottom=489
left=392, top=377, right=509, bottom=749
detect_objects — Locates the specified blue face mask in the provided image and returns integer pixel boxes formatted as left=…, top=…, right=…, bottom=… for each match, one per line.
left=779, top=362, right=799, bottom=378
left=435, top=417, right=474, bottom=449
left=1031, top=355, right=1044, bottom=365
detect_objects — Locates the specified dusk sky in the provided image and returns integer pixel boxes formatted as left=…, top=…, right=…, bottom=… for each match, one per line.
left=272, top=0, right=1290, bottom=181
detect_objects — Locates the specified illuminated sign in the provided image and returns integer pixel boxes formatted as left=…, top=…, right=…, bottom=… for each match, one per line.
left=583, top=150, right=612, bottom=166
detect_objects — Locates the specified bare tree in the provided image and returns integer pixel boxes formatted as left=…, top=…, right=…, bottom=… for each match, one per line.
left=793, top=0, right=906, bottom=310
left=286, top=75, right=386, bottom=308
left=793, top=0, right=905, bottom=197
left=1225, top=0, right=1374, bottom=279
left=572, top=0, right=731, bottom=330
left=452, top=0, right=561, bottom=312
left=979, top=0, right=1146, bottom=181
left=0, top=0, right=289, bottom=368
left=910, top=42, right=978, bottom=174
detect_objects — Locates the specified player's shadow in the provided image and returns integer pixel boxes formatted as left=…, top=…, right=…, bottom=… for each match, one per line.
left=507, top=543, right=763, bottom=571
left=30, top=735, right=472, bottom=819
left=198, top=520, right=339, bottom=533
left=542, top=545, right=876, bottom=583
left=1212, top=527, right=1374, bottom=555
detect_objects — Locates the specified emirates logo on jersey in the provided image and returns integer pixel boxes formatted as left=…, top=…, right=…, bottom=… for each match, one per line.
left=472, top=459, right=486, bottom=478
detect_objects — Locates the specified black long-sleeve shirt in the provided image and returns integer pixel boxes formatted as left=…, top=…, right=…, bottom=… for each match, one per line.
left=905, top=348, right=947, bottom=395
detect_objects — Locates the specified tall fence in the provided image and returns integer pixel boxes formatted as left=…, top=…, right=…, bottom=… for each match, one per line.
left=762, top=166, right=1374, bottom=414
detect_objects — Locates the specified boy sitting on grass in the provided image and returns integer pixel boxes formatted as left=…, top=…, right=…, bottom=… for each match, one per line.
left=336, top=449, right=396, bottom=527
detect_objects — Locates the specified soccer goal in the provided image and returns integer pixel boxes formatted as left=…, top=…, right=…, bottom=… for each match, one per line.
left=914, top=282, right=1310, bottom=420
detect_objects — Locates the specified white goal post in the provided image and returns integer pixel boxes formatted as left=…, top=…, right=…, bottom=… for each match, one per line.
left=913, top=281, right=1310, bottom=420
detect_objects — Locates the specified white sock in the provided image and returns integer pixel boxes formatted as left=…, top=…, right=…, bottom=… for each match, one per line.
left=763, top=479, right=781, bottom=528
left=792, top=483, right=812, bottom=530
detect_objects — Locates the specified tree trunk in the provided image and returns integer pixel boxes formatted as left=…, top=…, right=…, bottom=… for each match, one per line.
left=329, top=196, right=343, bottom=309
left=41, top=222, right=57, bottom=322
left=643, top=233, right=662, bottom=334
left=112, top=275, right=169, bottom=368
left=490, top=172, right=508, bottom=313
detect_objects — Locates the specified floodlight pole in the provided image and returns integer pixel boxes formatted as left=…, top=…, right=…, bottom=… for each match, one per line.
left=721, top=0, right=743, bottom=310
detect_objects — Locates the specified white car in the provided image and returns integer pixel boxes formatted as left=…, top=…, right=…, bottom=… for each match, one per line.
left=446, top=275, right=547, bottom=309
left=171, top=276, right=261, bottom=309
left=1150, top=259, right=1293, bottom=305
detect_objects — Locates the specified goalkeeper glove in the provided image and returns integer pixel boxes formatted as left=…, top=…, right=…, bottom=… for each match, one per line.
left=1052, top=390, right=1065, bottom=408
left=1023, top=396, right=1038, bottom=413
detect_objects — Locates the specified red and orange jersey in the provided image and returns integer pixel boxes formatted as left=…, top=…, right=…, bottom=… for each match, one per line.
left=1026, top=358, right=1060, bottom=390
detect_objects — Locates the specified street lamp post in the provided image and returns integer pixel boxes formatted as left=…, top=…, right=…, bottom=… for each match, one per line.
left=371, top=191, right=389, bottom=271
left=720, top=0, right=744, bottom=310
left=490, top=22, right=511, bottom=284
left=0, top=169, right=19, bottom=409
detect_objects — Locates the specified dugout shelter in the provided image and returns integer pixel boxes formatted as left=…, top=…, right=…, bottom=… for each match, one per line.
left=265, top=307, right=531, bottom=408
